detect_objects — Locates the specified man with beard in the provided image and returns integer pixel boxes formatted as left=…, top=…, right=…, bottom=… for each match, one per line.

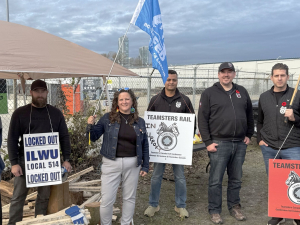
left=7, top=80, right=72, bottom=225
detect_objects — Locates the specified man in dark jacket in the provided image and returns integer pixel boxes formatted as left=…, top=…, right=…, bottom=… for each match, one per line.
left=144, top=70, right=195, bottom=218
left=198, top=62, right=254, bottom=224
left=257, top=63, right=300, bottom=225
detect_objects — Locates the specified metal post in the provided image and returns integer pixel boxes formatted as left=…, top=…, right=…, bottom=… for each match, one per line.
left=147, top=68, right=155, bottom=105
left=73, top=85, right=75, bottom=115
left=147, top=76, right=151, bottom=105
left=7, top=0, right=17, bottom=109
left=6, top=0, right=9, bottom=22
left=193, top=67, right=196, bottom=108
left=146, top=67, right=149, bottom=104
left=13, top=80, right=17, bottom=110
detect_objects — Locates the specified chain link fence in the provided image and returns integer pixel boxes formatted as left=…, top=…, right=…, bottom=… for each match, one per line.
left=0, top=66, right=298, bottom=160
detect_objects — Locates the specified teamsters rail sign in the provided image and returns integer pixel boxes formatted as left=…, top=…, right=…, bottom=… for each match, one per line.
left=144, top=111, right=194, bottom=165
left=269, top=159, right=300, bottom=219
left=23, top=132, right=62, bottom=188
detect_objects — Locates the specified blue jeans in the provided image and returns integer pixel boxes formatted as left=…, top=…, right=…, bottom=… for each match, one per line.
left=149, top=163, right=187, bottom=208
left=260, top=145, right=300, bottom=175
left=208, top=140, right=247, bottom=214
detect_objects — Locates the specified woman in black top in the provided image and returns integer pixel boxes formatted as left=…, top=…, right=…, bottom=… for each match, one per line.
left=87, top=88, right=149, bottom=225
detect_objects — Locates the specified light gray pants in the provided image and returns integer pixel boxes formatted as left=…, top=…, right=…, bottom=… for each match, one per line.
left=100, top=157, right=140, bottom=225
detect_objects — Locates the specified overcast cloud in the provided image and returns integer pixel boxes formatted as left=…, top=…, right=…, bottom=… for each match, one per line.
left=0, top=0, right=299, bottom=65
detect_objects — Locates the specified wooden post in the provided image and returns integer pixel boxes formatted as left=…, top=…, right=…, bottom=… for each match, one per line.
left=47, top=182, right=70, bottom=214
left=85, top=202, right=100, bottom=225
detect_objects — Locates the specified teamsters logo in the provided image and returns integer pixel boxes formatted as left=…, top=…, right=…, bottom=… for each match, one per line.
left=156, top=122, right=179, bottom=151
left=286, top=171, right=300, bottom=205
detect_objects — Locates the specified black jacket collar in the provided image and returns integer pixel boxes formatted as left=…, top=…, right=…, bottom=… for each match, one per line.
left=270, top=85, right=289, bottom=95
left=214, top=82, right=239, bottom=93
left=160, top=87, right=180, bottom=100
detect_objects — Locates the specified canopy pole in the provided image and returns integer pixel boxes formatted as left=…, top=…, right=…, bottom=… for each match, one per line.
left=93, top=23, right=132, bottom=116
left=20, top=73, right=26, bottom=106
left=6, top=0, right=9, bottom=22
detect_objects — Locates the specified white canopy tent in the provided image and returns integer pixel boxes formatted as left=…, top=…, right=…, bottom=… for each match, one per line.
left=0, top=20, right=137, bottom=80
left=0, top=20, right=138, bottom=108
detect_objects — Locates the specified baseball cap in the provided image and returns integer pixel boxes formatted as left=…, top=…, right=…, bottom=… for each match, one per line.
left=218, top=62, right=235, bottom=72
left=31, top=79, right=47, bottom=91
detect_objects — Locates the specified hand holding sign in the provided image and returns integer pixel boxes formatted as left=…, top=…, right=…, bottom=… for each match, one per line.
left=284, top=109, right=295, bottom=121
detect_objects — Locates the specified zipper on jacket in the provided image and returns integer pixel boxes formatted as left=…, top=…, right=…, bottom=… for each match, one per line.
left=229, top=95, right=237, bottom=137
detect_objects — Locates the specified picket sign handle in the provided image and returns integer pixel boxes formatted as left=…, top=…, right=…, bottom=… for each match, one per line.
left=284, top=73, right=300, bottom=123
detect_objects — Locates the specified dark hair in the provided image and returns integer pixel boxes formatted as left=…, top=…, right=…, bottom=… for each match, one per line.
left=271, top=63, right=289, bottom=76
left=109, top=89, right=139, bottom=125
left=168, top=69, right=177, bottom=76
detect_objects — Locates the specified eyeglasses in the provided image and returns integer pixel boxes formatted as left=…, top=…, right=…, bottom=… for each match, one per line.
left=118, top=87, right=130, bottom=92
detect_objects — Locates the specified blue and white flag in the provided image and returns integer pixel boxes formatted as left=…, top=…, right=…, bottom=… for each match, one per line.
left=130, top=0, right=168, bottom=84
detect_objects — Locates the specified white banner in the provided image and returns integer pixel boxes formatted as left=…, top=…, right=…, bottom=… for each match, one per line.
left=144, top=111, right=195, bottom=165
left=23, top=132, right=62, bottom=188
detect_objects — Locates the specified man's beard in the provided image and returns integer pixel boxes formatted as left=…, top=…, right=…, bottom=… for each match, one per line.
left=32, top=96, right=47, bottom=108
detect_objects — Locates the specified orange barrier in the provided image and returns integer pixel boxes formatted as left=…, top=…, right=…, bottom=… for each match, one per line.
left=61, top=84, right=81, bottom=115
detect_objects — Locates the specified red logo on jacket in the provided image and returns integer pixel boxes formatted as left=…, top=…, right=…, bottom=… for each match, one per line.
left=236, top=90, right=241, bottom=98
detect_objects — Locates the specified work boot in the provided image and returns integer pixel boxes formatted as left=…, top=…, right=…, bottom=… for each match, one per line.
left=267, top=217, right=285, bottom=225
left=174, top=206, right=189, bottom=218
left=144, top=205, right=160, bottom=217
left=230, top=204, right=246, bottom=221
left=210, top=214, right=223, bottom=224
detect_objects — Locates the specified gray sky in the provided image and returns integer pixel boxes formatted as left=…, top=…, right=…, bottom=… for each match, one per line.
left=0, top=0, right=299, bottom=65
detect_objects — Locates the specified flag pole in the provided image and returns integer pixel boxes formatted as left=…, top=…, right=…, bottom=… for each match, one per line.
left=89, top=23, right=132, bottom=145
left=93, top=23, right=132, bottom=116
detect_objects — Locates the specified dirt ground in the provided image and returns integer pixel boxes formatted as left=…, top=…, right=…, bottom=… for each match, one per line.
left=2, top=139, right=297, bottom=224
left=112, top=139, right=297, bottom=225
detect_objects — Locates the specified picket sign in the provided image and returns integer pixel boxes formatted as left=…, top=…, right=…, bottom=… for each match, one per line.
left=269, top=159, right=300, bottom=219
left=23, top=132, right=62, bottom=188
left=144, top=111, right=194, bottom=165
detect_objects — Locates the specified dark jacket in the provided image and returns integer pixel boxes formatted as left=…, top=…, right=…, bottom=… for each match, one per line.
left=148, top=88, right=195, bottom=113
left=148, top=88, right=196, bottom=132
left=198, top=82, right=254, bottom=146
left=87, top=113, right=149, bottom=173
left=257, top=86, right=300, bottom=149
left=7, top=104, right=71, bottom=166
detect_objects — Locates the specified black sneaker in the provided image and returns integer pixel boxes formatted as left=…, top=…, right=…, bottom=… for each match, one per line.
left=267, top=217, right=285, bottom=225
left=294, top=219, right=300, bottom=225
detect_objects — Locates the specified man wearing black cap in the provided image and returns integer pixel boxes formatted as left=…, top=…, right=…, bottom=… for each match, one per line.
left=7, top=79, right=72, bottom=225
left=198, top=62, right=254, bottom=224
